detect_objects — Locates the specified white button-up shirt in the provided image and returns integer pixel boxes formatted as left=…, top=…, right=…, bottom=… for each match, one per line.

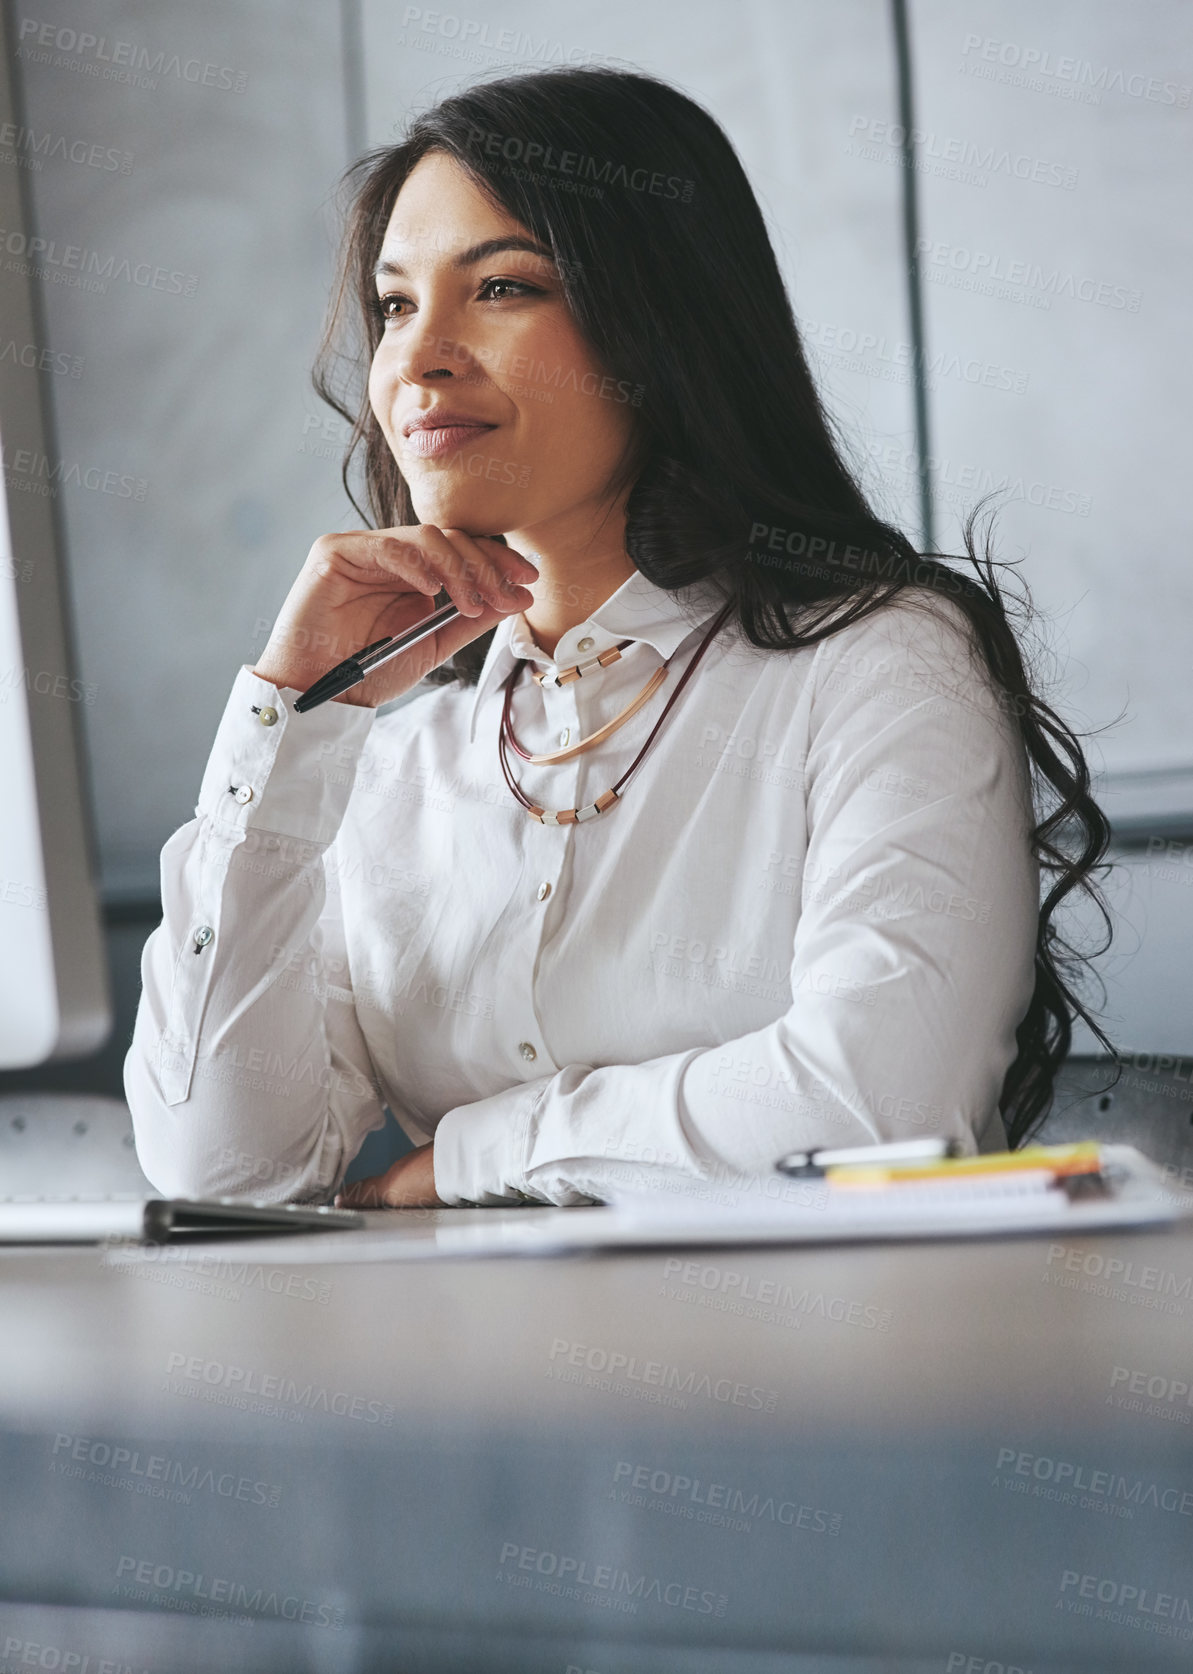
left=125, top=567, right=1038, bottom=1206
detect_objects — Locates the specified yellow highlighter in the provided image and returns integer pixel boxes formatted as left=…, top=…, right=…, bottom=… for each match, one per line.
left=824, top=1141, right=1105, bottom=1189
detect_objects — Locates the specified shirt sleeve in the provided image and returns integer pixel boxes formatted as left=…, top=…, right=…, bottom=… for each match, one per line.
left=431, top=596, right=1040, bottom=1206
left=124, top=666, right=387, bottom=1203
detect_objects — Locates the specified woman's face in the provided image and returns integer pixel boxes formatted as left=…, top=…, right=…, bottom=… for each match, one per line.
left=368, top=151, right=637, bottom=543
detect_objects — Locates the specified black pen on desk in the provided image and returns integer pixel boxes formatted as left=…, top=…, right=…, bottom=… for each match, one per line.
left=775, top=1137, right=963, bottom=1179
left=292, top=600, right=462, bottom=714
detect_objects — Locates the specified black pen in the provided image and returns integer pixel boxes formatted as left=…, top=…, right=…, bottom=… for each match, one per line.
left=292, top=601, right=461, bottom=713
left=775, top=1137, right=963, bottom=1178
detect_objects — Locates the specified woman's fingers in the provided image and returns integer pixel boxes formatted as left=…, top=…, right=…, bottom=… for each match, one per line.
left=333, top=1144, right=443, bottom=1209
left=367, top=529, right=535, bottom=619
left=254, top=524, right=538, bottom=705
left=418, top=526, right=537, bottom=617
left=354, top=533, right=447, bottom=602
left=318, top=525, right=537, bottom=616
left=451, top=530, right=539, bottom=603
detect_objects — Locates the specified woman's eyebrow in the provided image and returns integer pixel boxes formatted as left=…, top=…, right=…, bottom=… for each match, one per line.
left=373, top=236, right=556, bottom=279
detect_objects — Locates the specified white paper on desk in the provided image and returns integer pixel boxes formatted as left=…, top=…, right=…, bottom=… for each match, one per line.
left=432, top=1144, right=1192, bottom=1259
left=573, top=1143, right=1193, bottom=1251
left=93, top=1146, right=1193, bottom=1269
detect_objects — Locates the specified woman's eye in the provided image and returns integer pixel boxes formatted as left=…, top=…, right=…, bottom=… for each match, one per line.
left=371, top=278, right=541, bottom=324
left=478, top=277, right=541, bottom=302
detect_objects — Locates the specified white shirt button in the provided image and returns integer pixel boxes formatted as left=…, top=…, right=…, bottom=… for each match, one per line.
left=577, top=636, right=595, bottom=652
left=558, top=729, right=570, bottom=747
left=193, top=926, right=214, bottom=950
left=233, top=785, right=254, bottom=804
left=537, top=881, right=552, bottom=901
left=257, top=707, right=278, bottom=727
left=518, top=1041, right=537, bottom=1062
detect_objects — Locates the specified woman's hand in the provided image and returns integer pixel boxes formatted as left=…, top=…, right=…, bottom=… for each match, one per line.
left=253, top=525, right=538, bottom=708
left=334, top=1142, right=444, bottom=1209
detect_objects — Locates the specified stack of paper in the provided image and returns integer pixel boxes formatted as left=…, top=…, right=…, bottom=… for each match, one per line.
left=580, top=1143, right=1193, bottom=1249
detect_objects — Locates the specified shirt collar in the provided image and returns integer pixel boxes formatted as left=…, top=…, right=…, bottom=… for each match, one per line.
left=466, top=566, right=732, bottom=743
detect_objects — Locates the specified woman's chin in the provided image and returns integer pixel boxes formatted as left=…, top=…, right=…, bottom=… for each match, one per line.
left=410, top=489, right=513, bottom=535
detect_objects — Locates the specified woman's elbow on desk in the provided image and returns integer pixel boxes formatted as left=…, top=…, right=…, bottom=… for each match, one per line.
left=122, top=1044, right=356, bottom=1204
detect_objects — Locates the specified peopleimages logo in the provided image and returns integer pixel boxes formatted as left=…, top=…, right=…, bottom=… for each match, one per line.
left=958, top=33, right=1191, bottom=107
left=1058, top=1569, right=1193, bottom=1635
left=496, top=1541, right=727, bottom=1615
left=661, top=1257, right=893, bottom=1330
left=399, top=6, right=586, bottom=66
left=2, top=444, right=147, bottom=502
left=0, top=226, right=197, bottom=296
left=51, top=1432, right=281, bottom=1507
left=464, top=124, right=695, bottom=202
left=0, top=120, right=132, bottom=174
left=114, top=1555, right=342, bottom=1627
left=612, top=1460, right=843, bottom=1534
left=104, top=1242, right=333, bottom=1305
left=1109, top=1364, right=1193, bottom=1410
left=16, top=18, right=249, bottom=92
left=847, top=113, right=1079, bottom=190
left=1045, top=1242, right=1192, bottom=1314
left=1, top=1638, right=147, bottom=1672
left=547, top=1337, right=778, bottom=1412
left=0, top=663, right=97, bottom=705
left=994, top=1446, right=1193, bottom=1516
left=913, top=237, right=1141, bottom=312
left=163, top=1352, right=395, bottom=1425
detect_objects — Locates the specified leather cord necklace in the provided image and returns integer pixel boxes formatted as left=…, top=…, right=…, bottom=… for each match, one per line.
left=498, top=599, right=735, bottom=825
left=506, top=662, right=668, bottom=766
left=531, top=639, right=633, bottom=687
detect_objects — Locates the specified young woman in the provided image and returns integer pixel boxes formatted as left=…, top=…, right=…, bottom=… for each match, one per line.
left=125, top=66, right=1109, bottom=1209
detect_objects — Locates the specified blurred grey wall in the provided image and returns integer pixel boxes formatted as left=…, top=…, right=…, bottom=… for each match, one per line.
left=10, top=0, right=355, bottom=898
left=3, top=0, right=1191, bottom=1086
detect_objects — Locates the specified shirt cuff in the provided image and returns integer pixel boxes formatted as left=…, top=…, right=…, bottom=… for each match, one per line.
left=432, top=1079, right=546, bottom=1206
left=197, top=666, right=375, bottom=847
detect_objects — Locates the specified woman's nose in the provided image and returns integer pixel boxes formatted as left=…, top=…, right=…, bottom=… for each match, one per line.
left=390, top=308, right=473, bottom=385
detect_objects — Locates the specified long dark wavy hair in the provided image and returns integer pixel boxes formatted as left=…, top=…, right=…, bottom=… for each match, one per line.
left=312, top=64, right=1114, bottom=1145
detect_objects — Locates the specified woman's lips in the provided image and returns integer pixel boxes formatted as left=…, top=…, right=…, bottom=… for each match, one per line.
left=403, top=423, right=497, bottom=459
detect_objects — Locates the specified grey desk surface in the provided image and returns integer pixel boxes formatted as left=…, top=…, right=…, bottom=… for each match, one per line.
left=2, top=1211, right=1193, bottom=1674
